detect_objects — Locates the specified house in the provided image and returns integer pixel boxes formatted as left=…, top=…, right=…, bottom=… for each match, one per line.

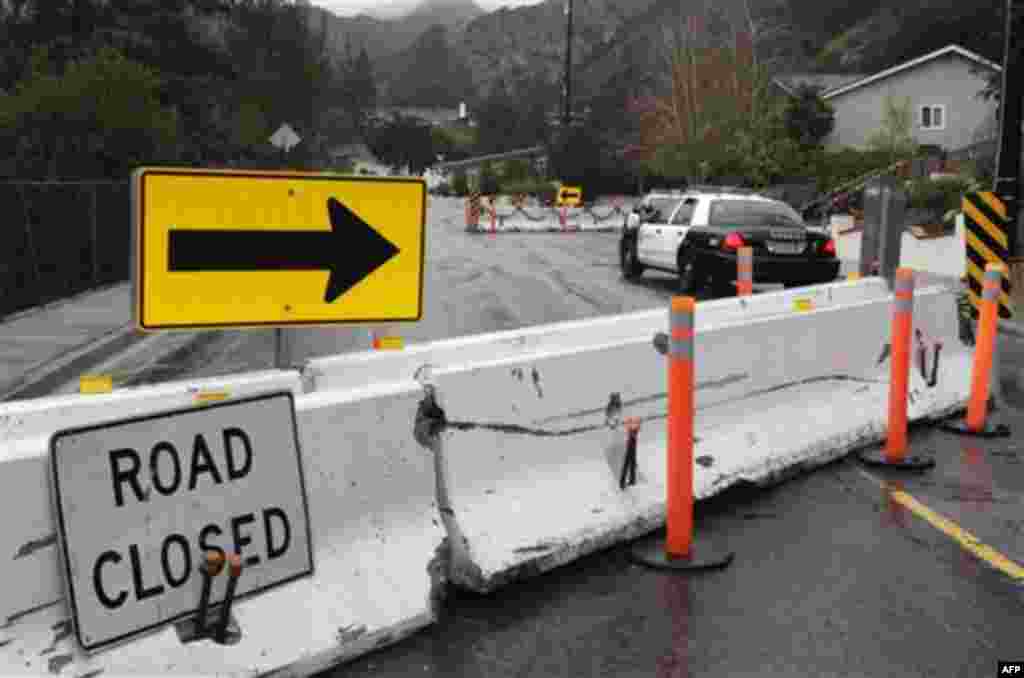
left=818, top=45, right=1001, bottom=152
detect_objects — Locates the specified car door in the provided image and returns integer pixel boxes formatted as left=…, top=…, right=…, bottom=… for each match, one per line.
left=656, top=198, right=698, bottom=269
left=636, top=198, right=678, bottom=266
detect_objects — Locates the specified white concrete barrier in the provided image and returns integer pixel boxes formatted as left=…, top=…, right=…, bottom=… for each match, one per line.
left=305, top=279, right=894, bottom=394
left=471, top=206, right=623, bottom=233
left=0, top=374, right=444, bottom=675
left=417, top=281, right=971, bottom=593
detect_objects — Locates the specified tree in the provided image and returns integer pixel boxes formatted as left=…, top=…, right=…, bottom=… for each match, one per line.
left=783, top=84, right=835, bottom=149
left=0, top=46, right=179, bottom=179
left=866, top=95, right=918, bottom=164
left=337, top=46, right=376, bottom=134
left=366, top=114, right=436, bottom=174
left=451, top=170, right=469, bottom=197
left=640, top=20, right=780, bottom=185
left=478, top=161, right=500, bottom=195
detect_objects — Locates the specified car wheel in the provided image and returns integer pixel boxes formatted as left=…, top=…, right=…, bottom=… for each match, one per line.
left=621, top=237, right=643, bottom=280
left=677, top=248, right=698, bottom=294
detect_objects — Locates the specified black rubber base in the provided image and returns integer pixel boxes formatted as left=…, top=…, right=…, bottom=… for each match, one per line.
left=857, top=448, right=936, bottom=470
left=175, top=610, right=241, bottom=645
left=629, top=534, right=734, bottom=572
left=939, top=417, right=1011, bottom=438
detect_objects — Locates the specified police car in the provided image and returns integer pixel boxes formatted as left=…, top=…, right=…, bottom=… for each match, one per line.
left=620, top=186, right=840, bottom=294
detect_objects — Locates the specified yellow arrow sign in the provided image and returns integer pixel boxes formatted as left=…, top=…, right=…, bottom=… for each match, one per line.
left=132, top=168, right=425, bottom=330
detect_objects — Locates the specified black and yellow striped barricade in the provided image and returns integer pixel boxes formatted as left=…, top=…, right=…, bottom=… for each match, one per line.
left=962, top=191, right=1014, bottom=319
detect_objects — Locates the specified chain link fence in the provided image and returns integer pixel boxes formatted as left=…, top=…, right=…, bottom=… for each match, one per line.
left=1, top=181, right=130, bottom=318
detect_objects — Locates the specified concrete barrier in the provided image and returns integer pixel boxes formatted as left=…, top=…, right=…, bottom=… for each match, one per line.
left=468, top=206, right=622, bottom=233
left=416, top=280, right=971, bottom=593
left=306, top=279, right=896, bottom=394
left=0, top=373, right=444, bottom=675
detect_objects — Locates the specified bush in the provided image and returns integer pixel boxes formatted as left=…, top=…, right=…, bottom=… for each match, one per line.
left=807, top=148, right=902, bottom=193
left=501, top=159, right=531, bottom=183
left=499, top=179, right=557, bottom=202
left=451, top=171, right=469, bottom=197
left=906, top=176, right=972, bottom=214
left=478, top=161, right=500, bottom=195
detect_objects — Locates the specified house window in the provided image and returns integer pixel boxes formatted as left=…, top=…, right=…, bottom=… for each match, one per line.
left=920, top=105, right=946, bottom=131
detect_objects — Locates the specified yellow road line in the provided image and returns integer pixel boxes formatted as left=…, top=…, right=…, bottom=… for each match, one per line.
left=857, top=469, right=1024, bottom=580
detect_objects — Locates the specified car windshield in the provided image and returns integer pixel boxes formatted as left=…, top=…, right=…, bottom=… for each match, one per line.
left=708, top=200, right=804, bottom=227
left=641, top=196, right=681, bottom=222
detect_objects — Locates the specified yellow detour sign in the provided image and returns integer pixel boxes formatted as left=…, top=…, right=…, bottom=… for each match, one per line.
left=557, top=185, right=582, bottom=207
left=962, top=191, right=1013, bottom=319
left=132, top=168, right=425, bottom=330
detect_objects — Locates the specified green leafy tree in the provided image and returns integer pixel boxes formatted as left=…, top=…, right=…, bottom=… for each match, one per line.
left=866, top=95, right=918, bottom=164
left=502, top=159, right=531, bottom=184
left=451, top=170, right=469, bottom=197
left=366, top=114, right=436, bottom=174
left=783, top=84, right=835, bottom=149
left=478, top=161, right=500, bottom=195
left=474, top=74, right=552, bottom=155
left=337, top=46, right=376, bottom=134
left=0, top=46, right=179, bottom=179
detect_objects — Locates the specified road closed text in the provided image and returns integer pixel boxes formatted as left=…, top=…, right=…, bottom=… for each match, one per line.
left=90, top=426, right=296, bottom=610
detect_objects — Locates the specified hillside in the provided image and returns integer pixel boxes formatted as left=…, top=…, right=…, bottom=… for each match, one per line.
left=308, top=0, right=485, bottom=62
left=323, top=0, right=1010, bottom=110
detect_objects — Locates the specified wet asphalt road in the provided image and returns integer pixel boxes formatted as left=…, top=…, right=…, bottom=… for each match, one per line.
left=316, top=339, right=1024, bottom=678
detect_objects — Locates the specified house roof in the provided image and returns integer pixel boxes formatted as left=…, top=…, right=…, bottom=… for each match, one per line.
left=822, top=44, right=1001, bottom=100
left=772, top=73, right=868, bottom=96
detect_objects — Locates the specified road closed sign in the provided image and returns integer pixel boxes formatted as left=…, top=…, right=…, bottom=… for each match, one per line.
left=48, top=392, right=313, bottom=653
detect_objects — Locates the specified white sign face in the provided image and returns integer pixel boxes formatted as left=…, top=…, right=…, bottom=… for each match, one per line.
left=49, top=392, right=313, bottom=653
left=269, top=123, right=302, bottom=151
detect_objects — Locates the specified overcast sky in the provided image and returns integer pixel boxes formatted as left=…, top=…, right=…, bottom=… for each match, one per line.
left=311, top=0, right=544, bottom=19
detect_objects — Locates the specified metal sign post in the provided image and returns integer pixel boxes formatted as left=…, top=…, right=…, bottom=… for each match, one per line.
left=995, top=0, right=1024, bottom=315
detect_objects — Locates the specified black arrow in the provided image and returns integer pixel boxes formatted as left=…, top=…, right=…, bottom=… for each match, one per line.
left=167, top=197, right=400, bottom=303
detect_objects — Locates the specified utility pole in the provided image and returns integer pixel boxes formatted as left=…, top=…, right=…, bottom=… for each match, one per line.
left=995, top=0, right=1024, bottom=315
left=562, top=0, right=574, bottom=128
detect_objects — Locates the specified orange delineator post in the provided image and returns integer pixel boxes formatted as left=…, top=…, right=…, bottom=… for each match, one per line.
left=667, top=296, right=696, bottom=558
left=560, top=206, right=567, bottom=231
left=885, top=268, right=915, bottom=463
left=737, top=247, right=753, bottom=296
left=966, top=263, right=1006, bottom=431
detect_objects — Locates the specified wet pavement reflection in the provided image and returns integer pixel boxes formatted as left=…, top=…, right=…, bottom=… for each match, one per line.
left=655, top=576, right=692, bottom=678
